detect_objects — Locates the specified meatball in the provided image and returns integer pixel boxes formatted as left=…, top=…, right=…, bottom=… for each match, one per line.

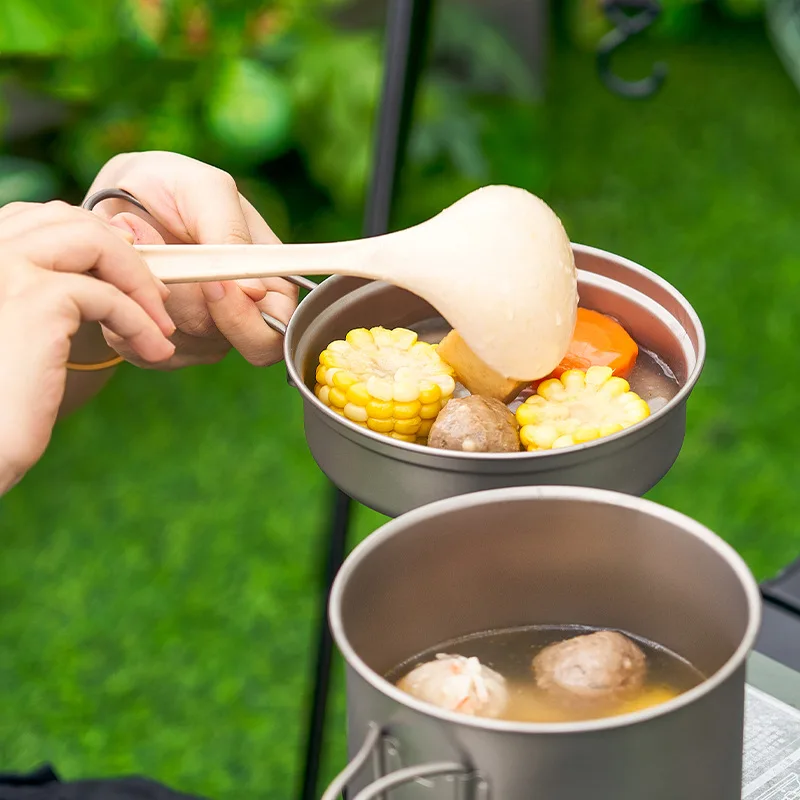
left=532, top=631, right=647, bottom=700
left=396, top=653, right=508, bottom=718
left=428, top=395, right=520, bottom=453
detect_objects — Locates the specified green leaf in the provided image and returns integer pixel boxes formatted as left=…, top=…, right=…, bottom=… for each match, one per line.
left=0, top=1, right=62, bottom=55
left=0, top=156, right=59, bottom=204
left=205, top=58, right=293, bottom=163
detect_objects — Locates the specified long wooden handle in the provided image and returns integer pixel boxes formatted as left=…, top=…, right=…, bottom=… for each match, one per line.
left=135, top=240, right=379, bottom=284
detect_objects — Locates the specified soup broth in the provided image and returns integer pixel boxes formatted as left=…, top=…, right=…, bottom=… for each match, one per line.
left=388, top=625, right=704, bottom=723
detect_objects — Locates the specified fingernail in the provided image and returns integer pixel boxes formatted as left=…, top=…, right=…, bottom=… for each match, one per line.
left=201, top=282, right=226, bottom=302
left=111, top=224, right=136, bottom=244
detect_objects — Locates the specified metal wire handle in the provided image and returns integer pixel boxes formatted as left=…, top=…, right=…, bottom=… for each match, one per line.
left=81, top=188, right=319, bottom=301
left=597, top=0, right=667, bottom=99
left=319, top=723, right=471, bottom=800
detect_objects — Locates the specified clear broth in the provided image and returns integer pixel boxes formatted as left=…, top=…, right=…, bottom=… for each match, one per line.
left=388, top=625, right=705, bottom=723
left=411, top=313, right=680, bottom=414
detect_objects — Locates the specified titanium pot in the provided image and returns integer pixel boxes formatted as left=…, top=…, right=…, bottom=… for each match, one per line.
left=323, top=486, right=762, bottom=800
left=277, top=244, right=705, bottom=518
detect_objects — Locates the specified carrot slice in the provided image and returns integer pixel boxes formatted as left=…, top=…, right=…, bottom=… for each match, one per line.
left=547, top=308, right=638, bottom=381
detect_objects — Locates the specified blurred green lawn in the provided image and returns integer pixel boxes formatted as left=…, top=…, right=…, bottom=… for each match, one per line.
left=3, top=19, right=800, bottom=799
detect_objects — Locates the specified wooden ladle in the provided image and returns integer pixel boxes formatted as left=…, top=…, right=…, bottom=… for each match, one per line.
left=136, top=185, right=578, bottom=381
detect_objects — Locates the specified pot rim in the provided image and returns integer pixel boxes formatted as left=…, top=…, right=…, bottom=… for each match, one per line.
left=284, top=242, right=707, bottom=462
left=328, top=486, right=762, bottom=735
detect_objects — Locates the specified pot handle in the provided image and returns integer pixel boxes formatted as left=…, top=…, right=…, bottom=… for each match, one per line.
left=321, top=723, right=470, bottom=800
left=82, top=188, right=319, bottom=306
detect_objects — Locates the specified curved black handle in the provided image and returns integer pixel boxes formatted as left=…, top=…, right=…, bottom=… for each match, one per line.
left=597, top=0, right=667, bottom=99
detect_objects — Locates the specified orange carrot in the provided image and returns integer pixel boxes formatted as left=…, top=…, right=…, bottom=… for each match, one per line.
left=545, top=308, right=638, bottom=381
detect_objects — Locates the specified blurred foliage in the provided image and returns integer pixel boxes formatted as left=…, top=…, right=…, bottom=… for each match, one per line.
left=0, top=0, right=539, bottom=236
left=563, top=0, right=765, bottom=52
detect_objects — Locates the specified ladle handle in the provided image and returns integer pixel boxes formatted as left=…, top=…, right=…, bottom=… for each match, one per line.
left=135, top=240, right=378, bottom=285
left=320, top=724, right=472, bottom=800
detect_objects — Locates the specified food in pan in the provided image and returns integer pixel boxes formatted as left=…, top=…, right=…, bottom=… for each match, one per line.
left=436, top=330, right=530, bottom=404
left=542, top=308, right=639, bottom=381
left=314, top=308, right=675, bottom=453
left=313, top=326, right=456, bottom=444
left=391, top=626, right=703, bottom=723
left=516, top=366, right=650, bottom=451
left=532, top=630, right=646, bottom=700
left=427, top=395, right=520, bottom=453
left=396, top=653, right=508, bottom=718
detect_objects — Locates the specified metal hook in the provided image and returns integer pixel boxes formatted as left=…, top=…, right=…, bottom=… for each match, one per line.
left=597, top=0, right=667, bottom=99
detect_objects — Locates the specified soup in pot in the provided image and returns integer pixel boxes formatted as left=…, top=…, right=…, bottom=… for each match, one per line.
left=388, top=625, right=704, bottom=723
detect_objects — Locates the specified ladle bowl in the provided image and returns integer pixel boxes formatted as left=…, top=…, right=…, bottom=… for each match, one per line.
left=281, top=243, right=705, bottom=517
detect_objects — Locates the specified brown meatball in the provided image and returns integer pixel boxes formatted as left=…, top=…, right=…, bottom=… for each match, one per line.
left=428, top=395, right=520, bottom=453
left=532, top=631, right=647, bottom=700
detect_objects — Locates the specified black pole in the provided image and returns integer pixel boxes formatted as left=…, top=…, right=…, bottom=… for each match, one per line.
left=297, top=3, right=435, bottom=800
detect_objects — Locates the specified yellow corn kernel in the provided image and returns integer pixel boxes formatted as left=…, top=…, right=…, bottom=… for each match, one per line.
left=366, top=376, right=393, bottom=402
left=537, top=379, right=566, bottom=401
left=319, top=350, right=340, bottom=368
left=520, top=424, right=559, bottom=450
left=394, top=417, right=422, bottom=435
left=516, top=367, right=650, bottom=452
left=601, top=376, right=630, bottom=398
left=433, top=374, right=456, bottom=396
left=418, top=381, right=441, bottom=405
left=561, top=369, right=586, bottom=392
left=573, top=427, right=600, bottom=444
left=343, top=403, right=369, bottom=423
left=329, top=388, right=347, bottom=408
left=346, top=328, right=374, bottom=347
left=346, top=382, right=371, bottom=406
left=393, top=382, right=420, bottom=403
left=417, top=419, right=434, bottom=438
left=516, top=403, right=545, bottom=427
left=391, top=328, right=418, bottom=349
left=366, top=399, right=394, bottom=419
left=394, top=401, right=422, bottom=420
left=553, top=435, right=575, bottom=448
left=420, top=402, right=441, bottom=420
left=367, top=418, right=395, bottom=433
left=370, top=326, right=394, bottom=347
left=332, top=370, right=358, bottom=390
left=599, top=422, right=624, bottom=437
left=585, top=365, right=613, bottom=387
left=315, top=327, right=457, bottom=444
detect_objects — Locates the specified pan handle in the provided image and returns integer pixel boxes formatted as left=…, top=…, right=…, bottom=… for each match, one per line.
left=320, top=723, right=471, bottom=800
left=81, top=188, right=319, bottom=297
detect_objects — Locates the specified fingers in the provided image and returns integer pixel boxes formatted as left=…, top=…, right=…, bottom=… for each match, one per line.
left=108, top=212, right=171, bottom=302
left=6, top=220, right=175, bottom=339
left=46, top=272, right=176, bottom=364
left=0, top=202, right=174, bottom=339
left=200, top=281, right=285, bottom=366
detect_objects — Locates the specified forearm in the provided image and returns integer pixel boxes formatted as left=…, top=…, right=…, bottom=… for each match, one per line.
left=59, top=322, right=119, bottom=418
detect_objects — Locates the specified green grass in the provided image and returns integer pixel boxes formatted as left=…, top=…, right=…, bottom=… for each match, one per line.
left=3, top=19, right=800, bottom=799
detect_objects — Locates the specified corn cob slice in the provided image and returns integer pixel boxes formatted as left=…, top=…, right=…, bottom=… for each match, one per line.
left=314, top=326, right=457, bottom=444
left=516, top=366, right=650, bottom=451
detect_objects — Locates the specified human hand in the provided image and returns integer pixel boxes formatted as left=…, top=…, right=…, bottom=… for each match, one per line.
left=85, top=151, right=297, bottom=369
left=0, top=201, right=175, bottom=494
